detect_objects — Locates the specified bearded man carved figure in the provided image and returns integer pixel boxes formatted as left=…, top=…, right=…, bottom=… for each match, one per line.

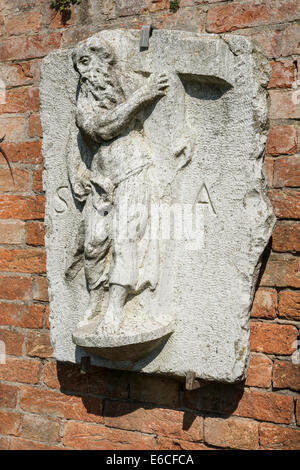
left=66, top=37, right=170, bottom=333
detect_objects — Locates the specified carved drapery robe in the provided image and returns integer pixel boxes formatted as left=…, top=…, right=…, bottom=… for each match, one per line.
left=66, top=113, right=160, bottom=294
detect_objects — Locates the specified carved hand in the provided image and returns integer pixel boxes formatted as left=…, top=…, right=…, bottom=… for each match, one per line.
left=73, top=171, right=92, bottom=202
left=144, top=73, right=170, bottom=100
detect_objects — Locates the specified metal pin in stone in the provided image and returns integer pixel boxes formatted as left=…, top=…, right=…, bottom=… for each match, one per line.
left=140, top=25, right=152, bottom=50
left=185, top=370, right=202, bottom=391
left=80, top=356, right=91, bottom=375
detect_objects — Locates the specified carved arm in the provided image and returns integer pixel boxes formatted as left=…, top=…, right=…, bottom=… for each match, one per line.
left=76, top=73, right=169, bottom=142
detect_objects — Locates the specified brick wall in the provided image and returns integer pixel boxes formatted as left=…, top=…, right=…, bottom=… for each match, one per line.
left=0, top=0, right=299, bottom=450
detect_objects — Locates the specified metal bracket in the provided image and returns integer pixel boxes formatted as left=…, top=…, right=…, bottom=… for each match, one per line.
left=140, top=25, right=152, bottom=50
left=80, top=356, right=91, bottom=375
left=185, top=371, right=202, bottom=391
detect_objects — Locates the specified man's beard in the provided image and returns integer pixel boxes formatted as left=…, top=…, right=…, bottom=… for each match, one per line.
left=81, top=71, right=124, bottom=110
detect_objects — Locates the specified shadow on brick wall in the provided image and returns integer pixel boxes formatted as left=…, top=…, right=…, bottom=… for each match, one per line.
left=56, top=361, right=245, bottom=428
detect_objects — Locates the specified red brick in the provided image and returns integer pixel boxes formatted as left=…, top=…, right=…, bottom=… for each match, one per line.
left=0, top=437, right=9, bottom=450
left=260, top=423, right=300, bottom=450
left=204, top=417, right=258, bottom=450
left=0, top=411, right=21, bottom=436
left=143, top=0, right=169, bottom=14
left=274, top=156, right=300, bottom=188
left=206, top=0, right=300, bottom=33
left=46, top=6, right=76, bottom=29
left=5, top=11, right=41, bottom=35
left=22, top=414, right=60, bottom=443
left=26, top=222, right=45, bottom=246
left=63, top=421, right=156, bottom=450
left=0, top=195, right=44, bottom=220
left=273, top=360, right=300, bottom=391
left=234, top=27, right=283, bottom=59
left=0, top=328, right=24, bottom=355
left=0, top=62, right=33, bottom=88
left=32, top=169, right=43, bottom=193
left=33, top=276, right=48, bottom=301
left=155, top=7, right=204, bottom=32
left=272, top=222, right=300, bottom=253
left=0, top=275, right=32, bottom=300
left=268, top=189, right=300, bottom=219
left=0, top=358, right=40, bottom=383
left=26, top=330, right=53, bottom=358
left=1, top=0, right=49, bottom=13
left=266, top=126, right=298, bottom=156
left=270, top=90, right=300, bottom=120
left=297, top=59, right=300, bottom=81
left=0, top=142, right=42, bottom=164
left=268, top=61, right=295, bottom=89
left=43, top=361, right=59, bottom=389
left=43, top=361, right=129, bottom=399
left=130, top=373, right=179, bottom=407
left=0, top=383, right=18, bottom=408
left=0, top=116, right=27, bottom=142
left=28, top=59, right=41, bottom=85
left=260, top=255, right=300, bottom=288
left=264, top=158, right=273, bottom=187
left=104, top=401, right=203, bottom=442
left=0, top=168, right=29, bottom=192
left=278, top=290, right=300, bottom=320
left=0, top=220, right=25, bottom=244
left=28, top=113, right=42, bottom=138
left=42, top=305, right=50, bottom=328
left=0, top=303, right=44, bottom=329
left=0, top=249, right=46, bottom=273
left=61, top=24, right=100, bottom=48
left=0, top=87, right=39, bottom=113
left=44, top=306, right=50, bottom=330
left=156, top=437, right=210, bottom=450
left=9, top=437, right=60, bottom=450
left=281, top=23, right=300, bottom=57
left=182, top=382, right=244, bottom=415
left=246, top=354, right=272, bottom=388
left=45, top=307, right=50, bottom=330
left=20, top=386, right=103, bottom=423
left=0, top=15, right=3, bottom=36
left=296, top=397, right=300, bottom=426
left=115, top=0, right=146, bottom=17
left=251, top=288, right=277, bottom=319
left=0, top=33, right=61, bottom=61
left=234, top=389, right=293, bottom=424
left=250, top=322, right=298, bottom=355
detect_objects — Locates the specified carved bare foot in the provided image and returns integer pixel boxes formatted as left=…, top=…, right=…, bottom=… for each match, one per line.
left=97, top=284, right=127, bottom=335
left=100, top=305, right=124, bottom=335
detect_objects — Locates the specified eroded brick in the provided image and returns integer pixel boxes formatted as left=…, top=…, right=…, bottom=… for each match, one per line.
left=260, top=423, right=300, bottom=450
left=204, top=417, right=258, bottom=450
left=250, top=322, right=298, bottom=355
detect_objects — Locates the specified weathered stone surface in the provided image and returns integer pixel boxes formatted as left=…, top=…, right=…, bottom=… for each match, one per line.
left=41, top=30, right=274, bottom=382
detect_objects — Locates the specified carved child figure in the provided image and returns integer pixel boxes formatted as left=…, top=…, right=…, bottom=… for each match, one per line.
left=66, top=37, right=169, bottom=333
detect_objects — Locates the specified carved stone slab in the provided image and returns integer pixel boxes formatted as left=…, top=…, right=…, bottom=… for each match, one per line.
left=41, top=30, right=275, bottom=382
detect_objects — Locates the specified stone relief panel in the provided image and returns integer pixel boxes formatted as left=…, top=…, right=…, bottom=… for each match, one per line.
left=41, top=30, right=275, bottom=382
